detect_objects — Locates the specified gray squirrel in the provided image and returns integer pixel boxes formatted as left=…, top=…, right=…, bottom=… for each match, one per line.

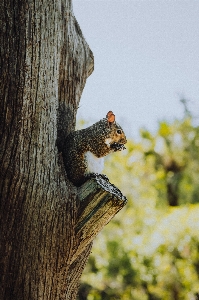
left=63, top=111, right=127, bottom=186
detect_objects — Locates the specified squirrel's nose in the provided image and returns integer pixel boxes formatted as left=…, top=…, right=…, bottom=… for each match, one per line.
left=120, top=137, right=127, bottom=144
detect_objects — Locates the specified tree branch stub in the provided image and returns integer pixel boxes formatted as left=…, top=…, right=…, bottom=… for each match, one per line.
left=72, top=175, right=127, bottom=263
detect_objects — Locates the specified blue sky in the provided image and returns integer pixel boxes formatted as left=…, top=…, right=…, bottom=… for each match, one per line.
left=73, top=0, right=199, bottom=137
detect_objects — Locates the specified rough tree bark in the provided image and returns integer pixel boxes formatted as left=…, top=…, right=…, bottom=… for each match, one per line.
left=0, top=1, right=127, bottom=299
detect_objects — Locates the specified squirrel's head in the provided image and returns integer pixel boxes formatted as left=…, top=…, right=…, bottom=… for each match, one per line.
left=105, top=111, right=127, bottom=152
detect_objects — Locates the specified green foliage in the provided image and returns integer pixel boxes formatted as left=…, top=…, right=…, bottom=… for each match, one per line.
left=78, top=110, right=199, bottom=300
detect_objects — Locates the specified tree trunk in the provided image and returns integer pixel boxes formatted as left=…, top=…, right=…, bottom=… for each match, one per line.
left=0, top=0, right=93, bottom=299
left=0, top=1, right=126, bottom=299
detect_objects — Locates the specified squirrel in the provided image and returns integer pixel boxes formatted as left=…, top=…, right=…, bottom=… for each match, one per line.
left=62, top=111, right=127, bottom=186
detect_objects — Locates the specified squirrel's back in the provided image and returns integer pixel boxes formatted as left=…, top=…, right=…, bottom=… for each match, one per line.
left=63, top=111, right=127, bottom=186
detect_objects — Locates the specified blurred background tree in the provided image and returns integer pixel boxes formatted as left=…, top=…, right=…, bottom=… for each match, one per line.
left=77, top=100, right=199, bottom=300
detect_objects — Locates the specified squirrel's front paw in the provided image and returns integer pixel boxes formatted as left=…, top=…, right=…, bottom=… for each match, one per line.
left=99, top=174, right=109, bottom=181
left=110, top=142, right=126, bottom=152
left=85, top=173, right=97, bottom=180
left=86, top=173, right=109, bottom=181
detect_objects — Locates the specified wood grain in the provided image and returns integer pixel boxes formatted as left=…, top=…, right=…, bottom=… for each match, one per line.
left=72, top=175, right=127, bottom=262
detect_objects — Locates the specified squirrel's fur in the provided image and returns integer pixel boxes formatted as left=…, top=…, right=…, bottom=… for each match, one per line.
left=63, top=112, right=127, bottom=186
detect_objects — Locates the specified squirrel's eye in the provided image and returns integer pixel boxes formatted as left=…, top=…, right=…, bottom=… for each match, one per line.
left=117, top=129, right=122, bottom=134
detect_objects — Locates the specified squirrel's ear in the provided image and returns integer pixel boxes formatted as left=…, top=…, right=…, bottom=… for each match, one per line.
left=106, top=111, right=115, bottom=124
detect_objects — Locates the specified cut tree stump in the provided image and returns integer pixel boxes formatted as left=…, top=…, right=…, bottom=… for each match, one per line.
left=72, top=175, right=127, bottom=262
